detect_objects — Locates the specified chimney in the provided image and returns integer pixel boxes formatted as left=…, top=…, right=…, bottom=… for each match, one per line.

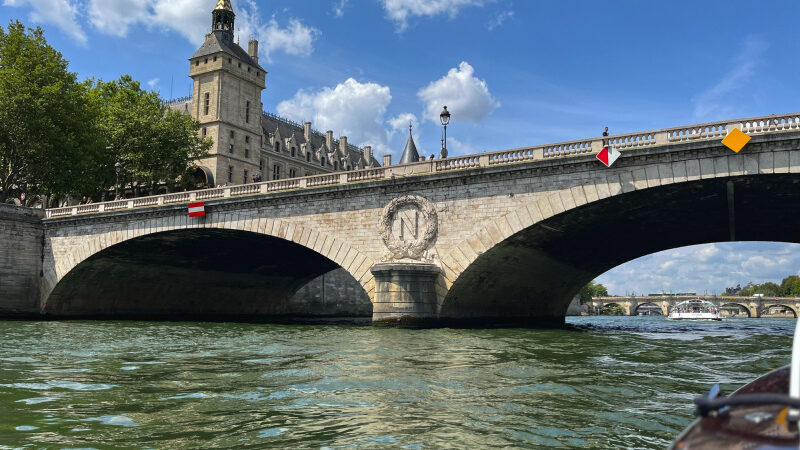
left=364, top=146, right=373, bottom=166
left=383, top=154, right=392, bottom=167
left=248, top=39, right=259, bottom=64
left=326, top=130, right=334, bottom=151
left=339, top=136, right=348, bottom=156
left=304, top=122, right=312, bottom=142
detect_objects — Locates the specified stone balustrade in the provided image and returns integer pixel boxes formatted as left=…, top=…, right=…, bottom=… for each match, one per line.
left=44, top=112, right=800, bottom=219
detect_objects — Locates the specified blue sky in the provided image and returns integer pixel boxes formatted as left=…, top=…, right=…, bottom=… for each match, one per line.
left=2, top=0, right=799, bottom=294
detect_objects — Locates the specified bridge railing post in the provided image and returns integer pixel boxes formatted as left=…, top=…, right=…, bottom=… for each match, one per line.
left=299, top=178, right=308, bottom=188
left=655, top=131, right=668, bottom=144
left=71, top=207, right=78, bottom=216
left=127, top=200, right=134, bottom=209
left=591, top=139, right=603, bottom=153
left=189, top=192, right=197, bottom=201
left=223, top=188, right=231, bottom=198
left=339, top=173, right=348, bottom=184
left=478, top=155, right=489, bottom=166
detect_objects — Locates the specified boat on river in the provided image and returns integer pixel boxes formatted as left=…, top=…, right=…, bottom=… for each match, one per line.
left=667, top=299, right=721, bottom=321
left=670, top=317, right=800, bottom=448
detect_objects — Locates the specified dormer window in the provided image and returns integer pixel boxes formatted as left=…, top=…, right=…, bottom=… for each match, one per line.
left=247, top=67, right=251, bottom=73
left=307, top=153, right=311, bottom=162
left=238, top=62, right=241, bottom=68
left=228, top=58, right=232, bottom=64
left=204, top=58, right=208, bottom=64
left=195, top=60, right=199, bottom=66
left=291, top=147, right=296, bottom=157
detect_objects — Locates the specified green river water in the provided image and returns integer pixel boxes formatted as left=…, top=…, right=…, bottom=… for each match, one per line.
left=0, top=316, right=794, bottom=449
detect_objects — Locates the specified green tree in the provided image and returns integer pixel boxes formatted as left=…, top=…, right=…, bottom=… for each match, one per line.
left=89, top=75, right=210, bottom=195
left=579, top=281, right=609, bottom=304
left=781, top=275, right=800, bottom=297
left=0, top=21, right=102, bottom=204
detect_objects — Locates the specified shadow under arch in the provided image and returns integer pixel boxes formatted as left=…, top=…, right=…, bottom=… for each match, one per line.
left=634, top=302, right=665, bottom=316
left=720, top=302, right=752, bottom=318
left=44, top=228, right=372, bottom=320
left=440, top=174, right=800, bottom=325
left=760, top=304, right=798, bottom=318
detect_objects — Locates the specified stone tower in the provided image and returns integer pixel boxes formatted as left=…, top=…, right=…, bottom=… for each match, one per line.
left=189, top=0, right=267, bottom=186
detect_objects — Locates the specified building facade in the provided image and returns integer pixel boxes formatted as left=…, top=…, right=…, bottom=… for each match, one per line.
left=169, top=0, right=379, bottom=187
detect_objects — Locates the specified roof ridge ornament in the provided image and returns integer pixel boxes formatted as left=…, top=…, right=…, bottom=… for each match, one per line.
left=215, top=0, right=233, bottom=11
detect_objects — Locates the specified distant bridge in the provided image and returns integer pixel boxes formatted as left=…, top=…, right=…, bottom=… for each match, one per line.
left=590, top=296, right=800, bottom=318
left=3, top=112, right=800, bottom=325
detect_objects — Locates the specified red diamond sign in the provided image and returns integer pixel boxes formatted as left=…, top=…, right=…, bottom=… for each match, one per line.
left=596, top=147, right=621, bottom=167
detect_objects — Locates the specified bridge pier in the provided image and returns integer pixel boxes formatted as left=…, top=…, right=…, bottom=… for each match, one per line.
left=370, top=263, right=440, bottom=326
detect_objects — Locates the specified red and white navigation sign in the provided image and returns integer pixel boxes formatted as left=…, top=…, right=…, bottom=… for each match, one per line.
left=188, top=201, right=205, bottom=217
left=596, top=146, right=621, bottom=167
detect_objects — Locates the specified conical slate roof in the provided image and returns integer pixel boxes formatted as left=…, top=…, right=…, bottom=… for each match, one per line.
left=399, top=123, right=420, bottom=164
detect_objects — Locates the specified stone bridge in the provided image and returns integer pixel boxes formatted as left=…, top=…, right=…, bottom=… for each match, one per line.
left=590, top=296, right=800, bottom=318
left=3, top=113, right=800, bottom=326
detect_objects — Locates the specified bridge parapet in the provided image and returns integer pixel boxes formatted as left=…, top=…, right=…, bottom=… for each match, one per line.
left=45, top=112, right=800, bottom=219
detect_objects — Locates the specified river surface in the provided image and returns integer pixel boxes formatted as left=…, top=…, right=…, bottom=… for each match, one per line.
left=0, top=316, right=794, bottom=449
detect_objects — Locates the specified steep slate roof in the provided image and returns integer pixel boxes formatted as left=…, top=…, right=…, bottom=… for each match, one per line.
left=260, top=113, right=381, bottom=168
left=191, top=31, right=264, bottom=71
left=399, top=125, right=420, bottom=164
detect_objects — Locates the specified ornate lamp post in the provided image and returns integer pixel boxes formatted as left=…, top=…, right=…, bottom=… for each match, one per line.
left=439, top=106, right=450, bottom=159
left=114, top=161, right=122, bottom=199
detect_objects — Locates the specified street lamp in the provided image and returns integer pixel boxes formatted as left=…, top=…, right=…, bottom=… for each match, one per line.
left=114, top=161, right=122, bottom=199
left=439, top=105, right=450, bottom=159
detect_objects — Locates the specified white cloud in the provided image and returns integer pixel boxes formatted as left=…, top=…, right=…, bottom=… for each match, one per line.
left=276, top=78, right=394, bottom=154
left=88, top=0, right=151, bottom=37
left=448, top=137, right=478, bottom=156
left=696, top=244, right=719, bottom=262
left=4, top=0, right=86, bottom=45
left=237, top=1, right=318, bottom=62
left=487, top=9, right=513, bottom=30
left=418, top=61, right=499, bottom=124
left=333, top=0, right=348, bottom=18
left=389, top=113, right=418, bottom=135
left=381, top=0, right=489, bottom=31
left=83, top=0, right=318, bottom=62
left=692, top=35, right=768, bottom=121
left=147, top=78, right=160, bottom=89
left=596, top=242, right=800, bottom=296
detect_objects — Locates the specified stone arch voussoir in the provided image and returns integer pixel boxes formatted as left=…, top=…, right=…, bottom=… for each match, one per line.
left=44, top=215, right=376, bottom=304
left=440, top=151, right=774, bottom=298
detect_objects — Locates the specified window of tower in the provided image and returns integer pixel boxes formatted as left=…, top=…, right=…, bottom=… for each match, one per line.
left=247, top=67, right=251, bottom=73
left=245, top=148, right=249, bottom=158
left=259, top=160, right=263, bottom=171
left=228, top=58, right=232, bottom=64
left=245, top=136, right=249, bottom=144
left=204, top=58, right=208, bottom=64
left=230, top=130, right=234, bottom=139
left=195, top=60, right=199, bottom=66
left=257, top=72, right=260, bottom=76
left=246, top=101, right=250, bottom=123
left=204, top=93, right=209, bottom=115
left=229, top=144, right=233, bottom=154
left=238, top=62, right=241, bottom=68
left=228, top=166, right=233, bottom=183
left=202, top=127, right=207, bottom=138
left=213, top=56, right=217, bottom=62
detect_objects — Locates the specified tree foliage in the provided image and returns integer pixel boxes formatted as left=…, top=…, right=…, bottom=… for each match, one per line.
left=0, top=21, right=103, bottom=203
left=579, top=281, right=609, bottom=304
left=0, top=21, right=211, bottom=205
left=89, top=76, right=211, bottom=195
left=727, top=276, right=800, bottom=297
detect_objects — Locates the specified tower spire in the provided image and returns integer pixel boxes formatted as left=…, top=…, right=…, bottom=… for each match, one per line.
left=399, top=121, right=420, bottom=164
left=212, top=0, right=235, bottom=36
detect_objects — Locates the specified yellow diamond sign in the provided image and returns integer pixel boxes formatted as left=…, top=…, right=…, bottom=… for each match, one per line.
left=722, top=128, right=751, bottom=153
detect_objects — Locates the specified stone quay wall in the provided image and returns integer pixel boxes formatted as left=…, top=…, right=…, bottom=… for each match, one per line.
left=0, top=204, right=44, bottom=316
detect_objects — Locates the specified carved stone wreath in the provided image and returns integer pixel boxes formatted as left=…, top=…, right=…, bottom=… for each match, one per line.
left=379, top=195, right=438, bottom=261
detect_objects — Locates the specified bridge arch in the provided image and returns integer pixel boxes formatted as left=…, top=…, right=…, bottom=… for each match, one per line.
left=438, top=165, right=800, bottom=324
left=720, top=302, right=752, bottom=318
left=634, top=302, right=667, bottom=316
left=42, top=217, right=375, bottom=318
left=760, top=304, right=798, bottom=318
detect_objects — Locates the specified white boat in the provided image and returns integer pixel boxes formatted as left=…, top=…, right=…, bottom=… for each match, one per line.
left=668, top=299, right=722, bottom=321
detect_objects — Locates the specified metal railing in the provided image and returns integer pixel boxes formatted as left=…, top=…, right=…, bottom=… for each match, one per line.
left=44, top=112, right=800, bottom=219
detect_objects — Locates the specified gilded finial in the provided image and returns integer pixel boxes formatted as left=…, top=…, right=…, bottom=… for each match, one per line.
left=215, top=0, right=233, bottom=11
